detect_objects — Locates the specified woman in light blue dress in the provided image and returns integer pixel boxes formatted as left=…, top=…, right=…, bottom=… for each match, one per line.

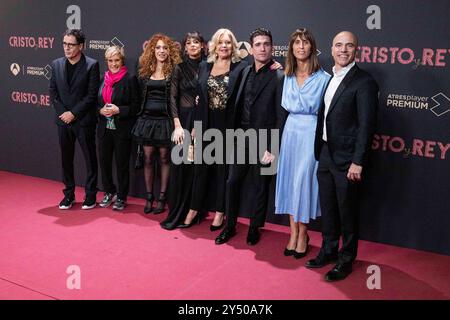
left=275, top=28, right=330, bottom=259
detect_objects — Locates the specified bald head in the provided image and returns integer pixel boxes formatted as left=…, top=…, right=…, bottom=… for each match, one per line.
left=333, top=31, right=358, bottom=47
left=331, top=31, right=358, bottom=71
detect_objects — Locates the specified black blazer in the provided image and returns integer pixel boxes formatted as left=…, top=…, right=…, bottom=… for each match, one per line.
left=195, top=60, right=249, bottom=131
left=233, top=63, right=288, bottom=152
left=49, top=54, right=100, bottom=127
left=97, top=72, right=140, bottom=138
left=233, top=63, right=287, bottom=129
left=314, top=64, right=379, bottom=170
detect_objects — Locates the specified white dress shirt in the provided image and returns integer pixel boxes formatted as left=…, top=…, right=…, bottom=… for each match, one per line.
left=322, top=61, right=356, bottom=141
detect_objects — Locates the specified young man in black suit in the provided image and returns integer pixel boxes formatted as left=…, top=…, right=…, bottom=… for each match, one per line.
left=49, top=29, right=100, bottom=210
left=215, top=28, right=287, bottom=246
left=306, top=31, right=379, bottom=281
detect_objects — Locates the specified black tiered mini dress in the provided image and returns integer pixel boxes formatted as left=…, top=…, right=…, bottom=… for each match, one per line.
left=132, top=78, right=172, bottom=147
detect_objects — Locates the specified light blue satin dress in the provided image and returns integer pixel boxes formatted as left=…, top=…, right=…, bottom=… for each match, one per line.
left=275, top=69, right=331, bottom=223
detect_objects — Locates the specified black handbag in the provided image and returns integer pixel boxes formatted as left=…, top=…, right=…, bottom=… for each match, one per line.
left=134, top=144, right=144, bottom=170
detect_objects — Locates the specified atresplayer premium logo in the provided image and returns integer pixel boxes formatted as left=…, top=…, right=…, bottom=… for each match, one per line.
left=10, top=63, right=52, bottom=80
left=430, top=93, right=450, bottom=117
left=238, top=40, right=321, bottom=60
left=272, top=46, right=322, bottom=59
left=273, top=45, right=288, bottom=58
left=385, top=92, right=450, bottom=117
left=88, top=36, right=124, bottom=50
left=26, top=64, right=52, bottom=80
left=10, top=63, right=21, bottom=76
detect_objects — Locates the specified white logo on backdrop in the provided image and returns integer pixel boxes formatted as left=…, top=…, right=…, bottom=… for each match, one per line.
left=10, top=63, right=21, bottom=76
left=430, top=93, right=450, bottom=117
left=237, top=41, right=251, bottom=59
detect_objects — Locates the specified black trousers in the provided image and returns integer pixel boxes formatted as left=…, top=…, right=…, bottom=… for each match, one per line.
left=317, top=143, right=359, bottom=264
left=225, top=161, right=271, bottom=229
left=98, top=129, right=132, bottom=200
left=57, top=124, right=98, bottom=198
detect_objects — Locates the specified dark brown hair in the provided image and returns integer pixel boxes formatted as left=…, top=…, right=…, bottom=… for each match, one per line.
left=284, top=28, right=320, bottom=76
left=249, top=27, right=272, bottom=46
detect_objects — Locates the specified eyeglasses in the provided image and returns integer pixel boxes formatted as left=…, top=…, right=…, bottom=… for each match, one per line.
left=63, top=42, right=79, bottom=48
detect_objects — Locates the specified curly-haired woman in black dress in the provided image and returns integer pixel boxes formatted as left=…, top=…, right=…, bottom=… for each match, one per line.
left=132, top=34, right=181, bottom=214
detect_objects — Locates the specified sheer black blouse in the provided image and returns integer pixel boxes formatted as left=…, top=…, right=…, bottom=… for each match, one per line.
left=169, top=57, right=201, bottom=118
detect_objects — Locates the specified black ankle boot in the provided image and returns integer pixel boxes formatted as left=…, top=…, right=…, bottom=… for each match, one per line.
left=153, top=192, right=166, bottom=214
left=144, top=193, right=154, bottom=214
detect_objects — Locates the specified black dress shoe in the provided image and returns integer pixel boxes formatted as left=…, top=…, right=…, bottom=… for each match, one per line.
left=160, top=221, right=177, bottom=230
left=325, top=263, right=353, bottom=282
left=215, top=227, right=236, bottom=245
left=293, top=234, right=310, bottom=259
left=246, top=227, right=260, bottom=246
left=305, top=253, right=338, bottom=269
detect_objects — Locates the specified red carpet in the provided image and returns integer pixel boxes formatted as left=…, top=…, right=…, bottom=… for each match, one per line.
left=0, top=171, right=448, bottom=300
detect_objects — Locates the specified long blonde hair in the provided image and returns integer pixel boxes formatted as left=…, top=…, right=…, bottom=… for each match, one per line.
left=207, top=28, right=241, bottom=63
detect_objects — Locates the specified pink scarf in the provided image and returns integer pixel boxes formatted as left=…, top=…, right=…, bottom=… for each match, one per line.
left=102, top=66, right=128, bottom=104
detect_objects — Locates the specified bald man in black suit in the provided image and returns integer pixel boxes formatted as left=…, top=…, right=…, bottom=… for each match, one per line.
left=306, top=31, right=378, bottom=282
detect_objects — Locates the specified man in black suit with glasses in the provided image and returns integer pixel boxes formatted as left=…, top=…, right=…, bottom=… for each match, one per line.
left=49, top=29, right=100, bottom=210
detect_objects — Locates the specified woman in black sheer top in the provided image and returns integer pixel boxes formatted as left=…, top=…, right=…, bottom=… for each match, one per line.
left=160, top=31, right=205, bottom=230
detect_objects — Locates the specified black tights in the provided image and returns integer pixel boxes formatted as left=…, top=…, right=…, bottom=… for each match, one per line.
left=143, top=145, right=170, bottom=196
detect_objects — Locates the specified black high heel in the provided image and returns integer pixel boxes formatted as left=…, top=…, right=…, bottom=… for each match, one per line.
left=153, top=192, right=167, bottom=214
left=210, top=215, right=225, bottom=232
left=210, top=221, right=224, bottom=232
left=284, top=247, right=296, bottom=256
left=177, top=212, right=202, bottom=229
left=144, top=193, right=154, bottom=214
left=293, top=234, right=310, bottom=259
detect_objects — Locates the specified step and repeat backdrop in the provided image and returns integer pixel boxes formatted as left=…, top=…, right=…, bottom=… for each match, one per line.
left=0, top=0, right=449, bottom=255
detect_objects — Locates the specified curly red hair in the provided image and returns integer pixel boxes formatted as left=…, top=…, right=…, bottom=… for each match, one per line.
left=139, top=33, right=181, bottom=79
